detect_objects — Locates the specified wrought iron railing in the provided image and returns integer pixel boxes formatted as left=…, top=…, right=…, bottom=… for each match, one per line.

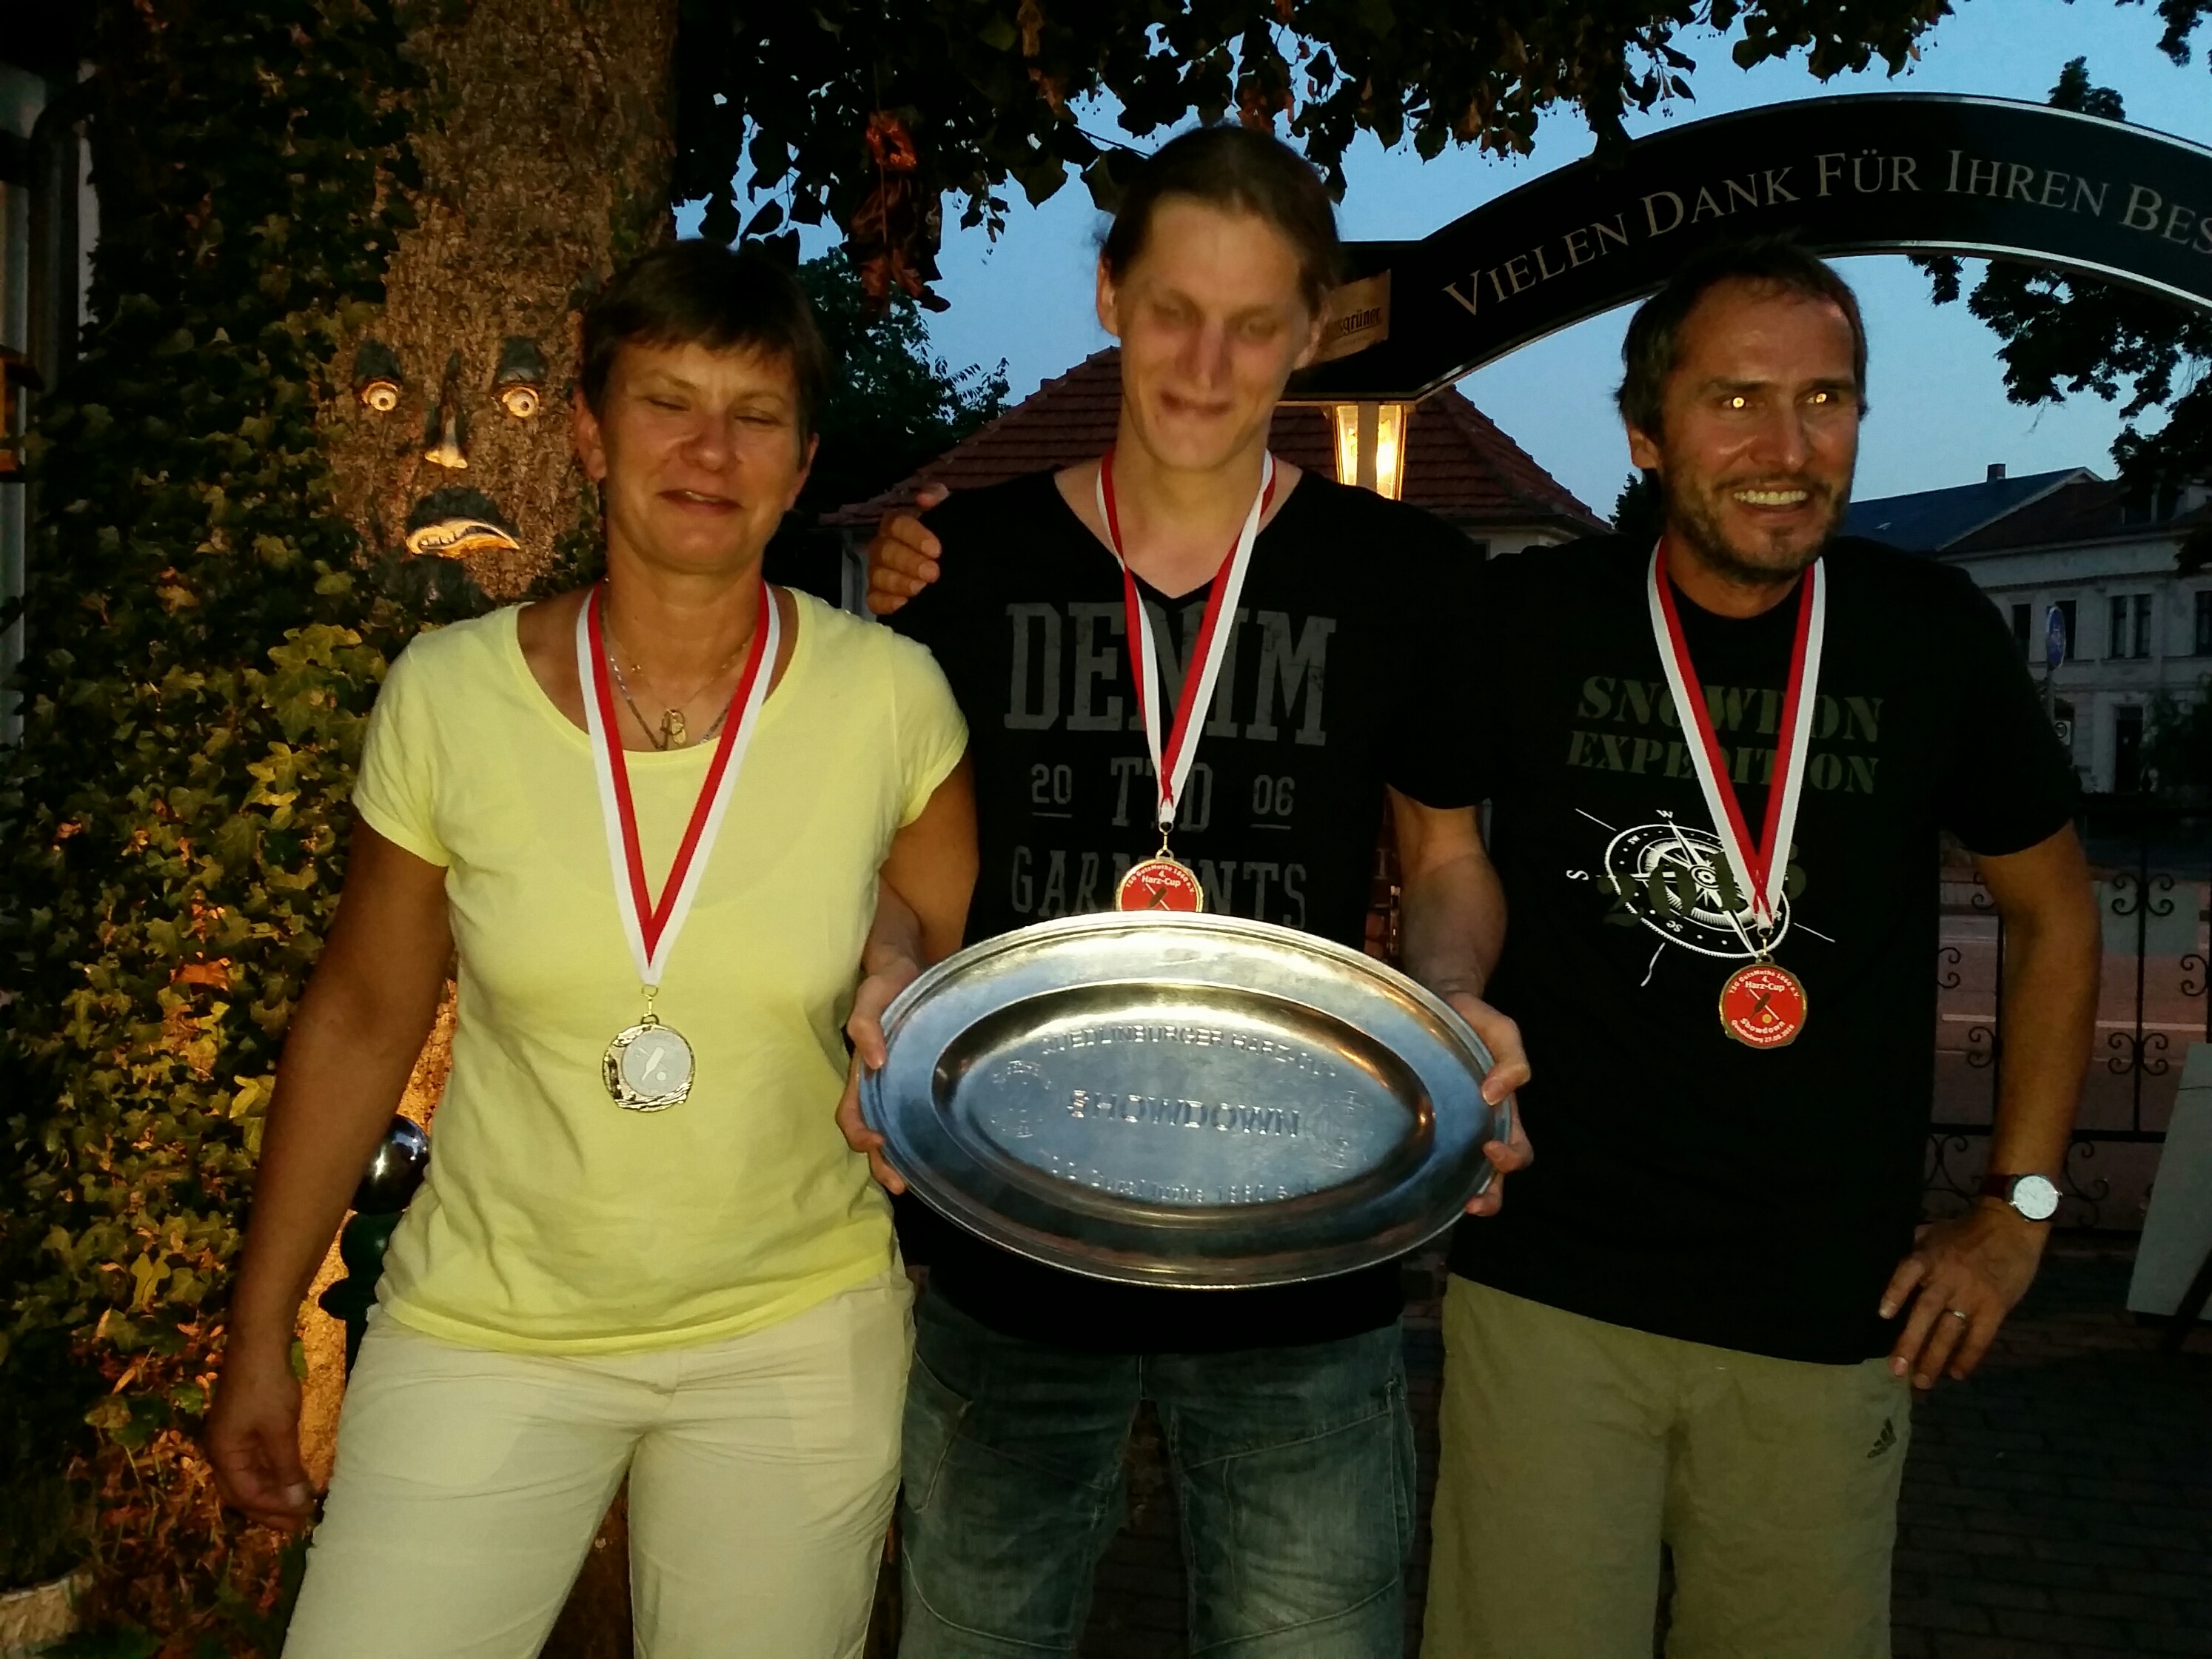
left=1927, top=798, right=2210, bottom=1228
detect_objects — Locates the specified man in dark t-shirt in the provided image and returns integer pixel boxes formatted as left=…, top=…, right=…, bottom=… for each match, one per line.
left=845, top=126, right=1529, bottom=1659
left=1413, top=244, right=2099, bottom=1658
left=891, top=463, right=1486, bottom=1355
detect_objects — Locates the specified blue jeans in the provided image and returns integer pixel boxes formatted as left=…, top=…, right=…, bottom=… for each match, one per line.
left=897, top=1289, right=1416, bottom=1658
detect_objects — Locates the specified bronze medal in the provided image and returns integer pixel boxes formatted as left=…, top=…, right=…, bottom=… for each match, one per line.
left=1096, top=450, right=1273, bottom=916
left=1115, top=854, right=1205, bottom=913
left=1718, top=962, right=1808, bottom=1049
left=1647, top=543, right=1827, bottom=1055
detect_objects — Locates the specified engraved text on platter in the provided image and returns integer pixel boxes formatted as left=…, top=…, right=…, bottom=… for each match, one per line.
left=1066, top=1088, right=1301, bottom=1139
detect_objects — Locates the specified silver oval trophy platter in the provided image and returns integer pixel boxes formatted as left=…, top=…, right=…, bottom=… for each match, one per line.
left=862, top=911, right=1508, bottom=1289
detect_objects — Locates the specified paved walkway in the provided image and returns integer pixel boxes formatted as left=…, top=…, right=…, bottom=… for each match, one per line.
left=1075, top=1242, right=2212, bottom=1659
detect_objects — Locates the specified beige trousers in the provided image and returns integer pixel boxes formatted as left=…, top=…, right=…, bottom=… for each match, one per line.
left=284, top=1272, right=911, bottom=1659
left=1422, top=1278, right=1909, bottom=1659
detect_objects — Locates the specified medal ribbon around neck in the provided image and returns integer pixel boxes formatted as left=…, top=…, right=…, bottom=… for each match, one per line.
left=1645, top=541, right=1826, bottom=943
left=1096, top=449, right=1276, bottom=836
left=574, top=580, right=779, bottom=990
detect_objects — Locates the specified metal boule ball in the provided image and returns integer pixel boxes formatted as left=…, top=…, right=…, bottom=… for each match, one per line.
left=351, top=1115, right=430, bottom=1214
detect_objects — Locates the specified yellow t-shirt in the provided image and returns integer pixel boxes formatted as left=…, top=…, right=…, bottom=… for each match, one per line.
left=351, top=591, right=965, bottom=1354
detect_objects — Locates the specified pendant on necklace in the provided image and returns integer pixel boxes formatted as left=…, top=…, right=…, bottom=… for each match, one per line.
left=660, top=708, right=687, bottom=749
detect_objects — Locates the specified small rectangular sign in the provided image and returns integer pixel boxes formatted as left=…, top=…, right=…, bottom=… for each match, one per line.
left=1315, top=272, right=1391, bottom=364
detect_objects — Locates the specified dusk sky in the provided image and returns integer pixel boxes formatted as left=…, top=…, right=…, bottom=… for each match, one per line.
left=684, top=1, right=2212, bottom=519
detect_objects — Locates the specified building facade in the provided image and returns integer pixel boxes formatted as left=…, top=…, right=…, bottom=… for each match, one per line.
left=0, top=24, right=95, bottom=740
left=823, top=347, right=1604, bottom=608
left=1846, top=466, right=2212, bottom=794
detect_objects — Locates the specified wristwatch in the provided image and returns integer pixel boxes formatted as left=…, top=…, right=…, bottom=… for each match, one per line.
left=1980, top=1172, right=2060, bottom=1221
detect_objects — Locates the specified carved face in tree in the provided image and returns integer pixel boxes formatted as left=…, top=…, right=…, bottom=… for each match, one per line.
left=332, top=325, right=582, bottom=600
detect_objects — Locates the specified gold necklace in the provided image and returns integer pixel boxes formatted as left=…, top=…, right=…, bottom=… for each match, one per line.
left=601, top=607, right=755, bottom=751
left=606, top=656, right=733, bottom=750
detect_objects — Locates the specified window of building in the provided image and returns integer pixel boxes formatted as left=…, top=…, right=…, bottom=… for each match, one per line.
left=2110, top=594, right=2154, bottom=659
left=2011, top=602, right=2031, bottom=657
left=2114, top=703, right=2145, bottom=794
left=2195, top=591, right=2212, bottom=656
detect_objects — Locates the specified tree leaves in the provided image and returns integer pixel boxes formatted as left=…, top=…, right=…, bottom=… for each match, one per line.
left=1917, top=53, right=2212, bottom=490
left=793, top=249, right=1011, bottom=515
left=674, top=0, right=1953, bottom=302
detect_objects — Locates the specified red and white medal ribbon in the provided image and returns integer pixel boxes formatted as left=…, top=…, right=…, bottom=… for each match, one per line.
left=1645, top=543, right=1826, bottom=941
left=574, top=580, right=779, bottom=991
left=1096, top=449, right=1275, bottom=834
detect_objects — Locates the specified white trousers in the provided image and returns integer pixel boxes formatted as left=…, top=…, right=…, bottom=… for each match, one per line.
left=283, top=1272, right=912, bottom=1659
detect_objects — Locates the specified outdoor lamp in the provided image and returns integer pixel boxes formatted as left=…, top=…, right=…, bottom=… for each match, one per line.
left=1329, top=400, right=1410, bottom=500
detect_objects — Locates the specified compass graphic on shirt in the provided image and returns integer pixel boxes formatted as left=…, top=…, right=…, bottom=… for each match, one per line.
left=1600, top=812, right=1792, bottom=962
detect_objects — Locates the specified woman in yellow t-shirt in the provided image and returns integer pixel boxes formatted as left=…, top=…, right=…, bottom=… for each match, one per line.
left=207, top=244, right=976, bottom=1658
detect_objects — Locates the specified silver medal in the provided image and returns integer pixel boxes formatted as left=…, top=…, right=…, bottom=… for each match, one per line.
left=601, top=1014, right=695, bottom=1112
left=577, top=581, right=781, bottom=1116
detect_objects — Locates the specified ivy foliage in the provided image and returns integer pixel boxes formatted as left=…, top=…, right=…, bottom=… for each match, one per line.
left=1917, top=54, right=2212, bottom=497
left=0, top=0, right=465, bottom=1632
left=676, top=0, right=1960, bottom=295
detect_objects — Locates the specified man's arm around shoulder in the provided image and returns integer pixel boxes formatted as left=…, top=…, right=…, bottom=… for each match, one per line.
left=868, top=484, right=949, bottom=616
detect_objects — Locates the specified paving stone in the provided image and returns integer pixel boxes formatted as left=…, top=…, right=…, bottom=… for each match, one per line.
left=1065, top=1240, right=2212, bottom=1658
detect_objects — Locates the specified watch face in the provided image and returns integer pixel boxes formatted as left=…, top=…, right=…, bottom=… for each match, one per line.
left=2012, top=1174, right=2060, bottom=1221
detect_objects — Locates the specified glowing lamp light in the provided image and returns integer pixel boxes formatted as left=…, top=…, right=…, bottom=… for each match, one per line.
left=1328, top=401, right=1410, bottom=500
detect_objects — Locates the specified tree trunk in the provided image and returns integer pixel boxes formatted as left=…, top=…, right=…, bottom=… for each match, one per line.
left=308, top=3, right=675, bottom=1648
left=322, top=0, right=677, bottom=602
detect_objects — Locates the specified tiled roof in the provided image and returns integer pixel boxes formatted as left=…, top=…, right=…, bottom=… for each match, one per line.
left=1842, top=467, right=2094, bottom=552
left=1943, top=477, right=2212, bottom=554
left=822, top=347, right=1603, bottom=532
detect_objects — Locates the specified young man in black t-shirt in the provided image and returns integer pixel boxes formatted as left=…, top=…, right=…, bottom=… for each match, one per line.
left=1415, top=244, right=2099, bottom=1658
left=842, top=127, right=1529, bottom=1659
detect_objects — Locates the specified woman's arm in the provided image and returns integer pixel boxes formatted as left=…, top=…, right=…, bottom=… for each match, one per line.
left=836, top=757, right=977, bottom=1192
left=207, top=824, right=453, bottom=1526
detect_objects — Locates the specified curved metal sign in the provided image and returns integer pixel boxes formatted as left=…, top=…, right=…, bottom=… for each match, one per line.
left=1291, top=93, right=2212, bottom=403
